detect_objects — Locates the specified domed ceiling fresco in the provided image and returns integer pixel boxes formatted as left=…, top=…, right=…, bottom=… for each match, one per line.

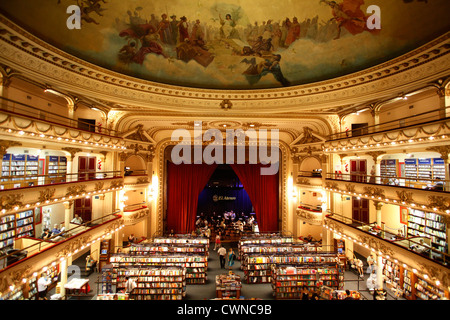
left=0, top=0, right=449, bottom=90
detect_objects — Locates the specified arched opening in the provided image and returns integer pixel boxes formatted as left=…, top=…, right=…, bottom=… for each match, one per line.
left=163, top=145, right=280, bottom=235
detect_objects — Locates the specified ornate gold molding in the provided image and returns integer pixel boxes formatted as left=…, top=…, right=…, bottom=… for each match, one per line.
left=65, top=185, right=86, bottom=197
left=0, top=193, right=23, bottom=210
left=39, top=188, right=56, bottom=202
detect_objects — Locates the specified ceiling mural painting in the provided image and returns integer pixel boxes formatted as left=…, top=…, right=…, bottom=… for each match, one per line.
left=0, top=0, right=449, bottom=90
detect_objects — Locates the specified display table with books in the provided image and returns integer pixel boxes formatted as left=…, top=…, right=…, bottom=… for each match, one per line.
left=216, top=273, right=242, bottom=299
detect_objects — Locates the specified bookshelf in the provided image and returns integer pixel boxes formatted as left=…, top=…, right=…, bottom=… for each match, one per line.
left=380, top=159, right=398, bottom=179
left=130, top=243, right=208, bottom=257
left=414, top=276, right=448, bottom=300
left=404, top=158, right=418, bottom=184
left=46, top=156, right=67, bottom=183
left=128, top=267, right=186, bottom=300
left=1, top=154, right=39, bottom=188
left=110, top=254, right=200, bottom=288
left=407, top=209, right=447, bottom=253
left=242, top=252, right=340, bottom=284
left=216, top=273, right=242, bottom=299
left=403, top=158, right=445, bottom=187
left=99, top=239, right=111, bottom=271
left=25, top=274, right=38, bottom=300
left=15, top=210, right=34, bottom=238
left=0, top=214, right=15, bottom=249
left=381, top=258, right=449, bottom=300
left=272, top=265, right=341, bottom=300
left=402, top=269, right=414, bottom=299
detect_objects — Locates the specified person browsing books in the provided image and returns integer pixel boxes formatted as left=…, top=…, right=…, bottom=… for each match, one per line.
left=217, top=245, right=227, bottom=269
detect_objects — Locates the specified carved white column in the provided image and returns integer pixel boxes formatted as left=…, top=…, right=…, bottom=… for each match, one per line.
left=63, top=201, right=73, bottom=231
left=374, top=201, right=383, bottom=229
left=60, top=258, right=68, bottom=298
left=377, top=254, right=383, bottom=290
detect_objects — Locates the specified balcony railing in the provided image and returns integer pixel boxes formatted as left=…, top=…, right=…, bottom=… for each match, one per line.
left=325, top=211, right=449, bottom=268
left=0, top=210, right=121, bottom=271
left=326, top=172, right=449, bottom=192
left=0, top=170, right=122, bottom=191
left=0, top=97, right=119, bottom=137
left=297, top=170, right=322, bottom=178
left=326, top=106, right=447, bottom=141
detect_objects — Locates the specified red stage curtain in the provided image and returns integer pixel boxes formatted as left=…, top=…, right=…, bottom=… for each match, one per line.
left=166, top=162, right=217, bottom=233
left=230, top=164, right=279, bottom=232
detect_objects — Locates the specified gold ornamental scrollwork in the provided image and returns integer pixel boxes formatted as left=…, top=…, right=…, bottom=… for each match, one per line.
left=363, top=186, right=385, bottom=199
left=94, top=181, right=104, bottom=191
left=356, top=234, right=395, bottom=257
left=0, top=193, right=23, bottom=210
left=65, top=185, right=87, bottom=197
left=110, top=180, right=124, bottom=189
left=296, top=208, right=322, bottom=226
left=416, top=261, right=450, bottom=289
left=56, top=235, right=93, bottom=259
left=39, top=188, right=56, bottom=202
left=345, top=183, right=355, bottom=193
left=427, top=195, right=450, bottom=211
left=396, top=190, right=414, bottom=203
left=0, top=264, right=32, bottom=292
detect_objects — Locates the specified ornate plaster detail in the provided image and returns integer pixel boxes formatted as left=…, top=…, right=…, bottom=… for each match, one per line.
left=61, top=147, right=82, bottom=159
left=427, top=195, right=450, bottom=211
left=0, top=193, right=23, bottom=210
left=0, top=140, right=21, bottom=157
left=345, top=183, right=355, bottom=193
left=363, top=186, right=386, bottom=199
left=136, top=177, right=150, bottom=184
left=94, top=181, right=104, bottom=191
left=110, top=180, right=123, bottom=189
left=56, top=235, right=93, bottom=259
left=396, top=190, right=414, bottom=203
left=296, top=208, right=322, bottom=226
left=65, top=185, right=86, bottom=197
left=39, top=188, right=56, bottom=202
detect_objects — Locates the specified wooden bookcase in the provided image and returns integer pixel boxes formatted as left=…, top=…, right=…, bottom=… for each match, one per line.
left=99, top=239, right=111, bottom=272
left=382, top=258, right=449, bottom=300
left=128, top=267, right=186, bottom=300
left=1, top=154, right=39, bottom=188
left=46, top=156, right=67, bottom=183
left=272, top=264, right=342, bottom=300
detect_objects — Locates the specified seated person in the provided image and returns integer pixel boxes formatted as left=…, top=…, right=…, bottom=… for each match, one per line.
left=40, top=228, right=51, bottom=240
left=431, top=177, right=444, bottom=191
left=51, top=224, right=61, bottom=236
left=71, top=214, right=83, bottom=224
left=85, top=255, right=97, bottom=275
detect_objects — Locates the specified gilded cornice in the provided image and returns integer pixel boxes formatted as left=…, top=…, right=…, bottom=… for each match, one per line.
left=0, top=15, right=449, bottom=114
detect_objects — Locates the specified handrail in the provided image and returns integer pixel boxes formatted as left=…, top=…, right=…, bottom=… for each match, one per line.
left=0, top=210, right=122, bottom=272
left=326, top=171, right=449, bottom=192
left=325, top=211, right=449, bottom=268
left=0, top=170, right=122, bottom=191
left=0, top=96, right=120, bottom=137
left=326, top=106, right=449, bottom=141
left=297, top=170, right=322, bottom=177
left=123, top=202, right=148, bottom=212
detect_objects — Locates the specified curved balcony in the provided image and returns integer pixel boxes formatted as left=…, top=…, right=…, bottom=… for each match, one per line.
left=122, top=203, right=150, bottom=226
left=325, top=211, right=449, bottom=266
left=0, top=97, right=125, bottom=150
left=324, top=107, right=450, bottom=152
left=325, top=172, right=450, bottom=217
left=324, top=212, right=449, bottom=293
left=0, top=171, right=123, bottom=214
left=0, top=211, right=124, bottom=292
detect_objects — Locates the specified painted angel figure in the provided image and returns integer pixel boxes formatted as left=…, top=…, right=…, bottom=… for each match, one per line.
left=320, top=0, right=379, bottom=39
